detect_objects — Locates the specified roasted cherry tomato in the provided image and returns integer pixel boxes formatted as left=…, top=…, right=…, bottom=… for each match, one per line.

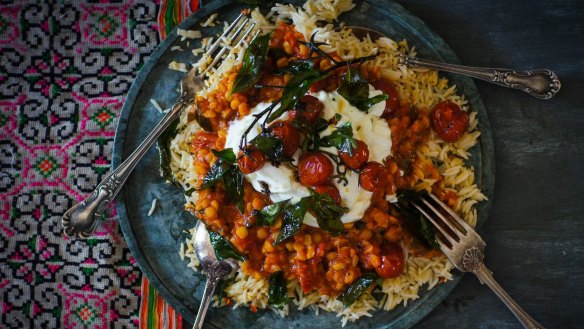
left=430, top=101, right=469, bottom=142
left=339, top=140, right=369, bottom=170
left=359, top=161, right=387, bottom=192
left=314, top=185, right=342, bottom=204
left=298, top=152, right=334, bottom=186
left=290, top=95, right=324, bottom=123
left=237, top=148, right=266, bottom=174
left=375, top=242, right=405, bottom=279
left=269, top=120, right=301, bottom=157
left=372, top=79, right=400, bottom=118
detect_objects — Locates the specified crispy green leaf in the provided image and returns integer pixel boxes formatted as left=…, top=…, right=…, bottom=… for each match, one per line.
left=321, top=122, right=358, bottom=156
left=309, top=188, right=347, bottom=234
left=249, top=134, right=286, bottom=162
left=199, top=160, right=228, bottom=189
left=193, top=106, right=213, bottom=132
left=394, top=189, right=440, bottom=249
left=274, top=197, right=311, bottom=245
left=355, top=94, right=388, bottom=111
left=212, top=148, right=236, bottom=163
left=223, top=167, right=245, bottom=212
left=208, top=231, right=245, bottom=262
left=268, top=68, right=328, bottom=123
left=267, top=271, right=288, bottom=308
left=338, top=273, right=378, bottom=307
left=158, top=118, right=181, bottom=186
left=257, top=199, right=290, bottom=226
left=231, top=33, right=271, bottom=94
left=291, top=117, right=329, bottom=152
left=338, top=67, right=388, bottom=112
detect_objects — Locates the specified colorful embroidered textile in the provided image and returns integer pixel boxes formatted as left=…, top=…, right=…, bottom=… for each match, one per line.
left=0, top=1, right=190, bottom=328
left=157, top=0, right=201, bottom=39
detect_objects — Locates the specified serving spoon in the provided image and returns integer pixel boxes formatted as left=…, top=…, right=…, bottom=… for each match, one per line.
left=192, top=221, right=239, bottom=329
left=346, top=26, right=561, bottom=99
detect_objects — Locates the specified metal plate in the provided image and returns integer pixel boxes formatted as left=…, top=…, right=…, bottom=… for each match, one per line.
left=113, top=1, right=495, bottom=327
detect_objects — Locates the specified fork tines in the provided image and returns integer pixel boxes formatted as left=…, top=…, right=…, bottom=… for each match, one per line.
left=200, top=13, right=255, bottom=75
left=411, top=193, right=479, bottom=250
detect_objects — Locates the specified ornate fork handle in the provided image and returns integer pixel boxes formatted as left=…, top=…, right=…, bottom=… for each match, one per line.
left=400, top=55, right=561, bottom=99
left=463, top=248, right=545, bottom=329
left=62, top=99, right=188, bottom=238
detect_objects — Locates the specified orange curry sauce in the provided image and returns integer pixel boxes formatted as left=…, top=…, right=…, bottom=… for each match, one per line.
left=187, top=23, right=457, bottom=297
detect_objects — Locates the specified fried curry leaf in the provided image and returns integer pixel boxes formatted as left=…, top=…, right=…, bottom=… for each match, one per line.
left=198, top=159, right=228, bottom=189
left=199, top=149, right=245, bottom=212
left=320, top=122, right=358, bottom=156
left=394, top=189, right=440, bottom=249
left=192, top=106, right=213, bottom=132
left=338, top=272, right=378, bottom=307
left=267, top=271, right=288, bottom=308
left=208, top=231, right=246, bottom=262
left=338, top=67, right=388, bottom=112
left=257, top=199, right=290, bottom=226
left=158, top=118, right=181, bottom=186
left=223, top=167, right=245, bottom=212
left=212, top=148, right=237, bottom=163
left=309, top=188, right=347, bottom=234
left=249, top=134, right=286, bottom=162
left=291, top=117, right=329, bottom=152
left=268, top=68, right=328, bottom=123
left=231, top=33, right=271, bottom=94
left=274, top=197, right=311, bottom=245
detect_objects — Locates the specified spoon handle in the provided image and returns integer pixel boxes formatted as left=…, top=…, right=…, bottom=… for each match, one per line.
left=400, top=55, right=561, bottom=99
left=192, top=274, right=221, bottom=329
left=61, top=100, right=185, bottom=238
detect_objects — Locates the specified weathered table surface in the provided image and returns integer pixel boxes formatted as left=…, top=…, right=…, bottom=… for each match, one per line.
left=400, top=1, right=584, bottom=328
left=181, top=1, right=584, bottom=328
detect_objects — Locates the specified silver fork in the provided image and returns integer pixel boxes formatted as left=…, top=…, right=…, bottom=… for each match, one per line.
left=62, top=13, right=255, bottom=239
left=412, top=193, right=545, bottom=329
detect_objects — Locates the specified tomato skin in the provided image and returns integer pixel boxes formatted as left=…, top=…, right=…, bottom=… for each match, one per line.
left=339, top=140, right=370, bottom=170
left=372, top=79, right=400, bottom=118
left=359, top=162, right=387, bottom=192
left=375, top=243, right=405, bottom=279
left=237, top=148, right=266, bottom=174
left=314, top=185, right=342, bottom=204
left=290, top=95, right=324, bottom=123
left=269, top=120, right=301, bottom=157
left=430, top=101, right=469, bottom=142
left=298, top=153, right=334, bottom=186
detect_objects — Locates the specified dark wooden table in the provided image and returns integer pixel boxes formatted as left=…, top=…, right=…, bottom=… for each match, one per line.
left=399, top=1, right=584, bottom=328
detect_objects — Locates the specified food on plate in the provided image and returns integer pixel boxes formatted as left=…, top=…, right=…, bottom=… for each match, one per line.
left=167, top=0, right=486, bottom=325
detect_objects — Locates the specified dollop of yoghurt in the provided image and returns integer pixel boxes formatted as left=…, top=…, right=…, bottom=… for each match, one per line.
left=223, top=87, right=392, bottom=227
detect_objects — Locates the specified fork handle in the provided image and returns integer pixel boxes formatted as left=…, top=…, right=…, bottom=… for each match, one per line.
left=61, top=99, right=187, bottom=238
left=474, top=262, right=546, bottom=329
left=401, top=55, right=560, bottom=100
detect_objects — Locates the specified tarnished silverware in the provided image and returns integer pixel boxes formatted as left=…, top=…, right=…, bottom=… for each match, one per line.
left=348, top=26, right=561, bottom=99
left=410, top=193, right=546, bottom=329
left=62, top=14, right=255, bottom=238
left=192, top=221, right=239, bottom=329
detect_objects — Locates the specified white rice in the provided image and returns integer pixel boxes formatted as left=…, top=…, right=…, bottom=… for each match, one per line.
left=147, top=198, right=157, bottom=216
left=172, top=0, right=486, bottom=325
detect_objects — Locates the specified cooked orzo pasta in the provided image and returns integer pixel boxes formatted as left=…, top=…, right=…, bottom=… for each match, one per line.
left=168, top=0, right=486, bottom=325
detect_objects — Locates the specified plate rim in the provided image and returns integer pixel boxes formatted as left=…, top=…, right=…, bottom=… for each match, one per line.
left=113, top=0, right=495, bottom=328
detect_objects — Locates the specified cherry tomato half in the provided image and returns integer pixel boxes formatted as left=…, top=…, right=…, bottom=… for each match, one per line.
left=298, top=152, right=334, bottom=186
left=430, top=101, right=469, bottom=142
left=372, top=79, right=400, bottom=118
left=290, top=95, right=324, bottom=123
left=314, top=185, right=342, bottom=204
left=359, top=161, right=387, bottom=192
left=339, top=140, right=370, bottom=170
left=375, top=242, right=405, bottom=279
left=237, top=148, right=266, bottom=174
left=269, top=120, right=301, bottom=157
